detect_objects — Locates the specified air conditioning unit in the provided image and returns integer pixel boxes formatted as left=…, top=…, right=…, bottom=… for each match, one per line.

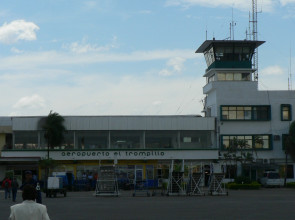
left=273, top=135, right=280, bottom=141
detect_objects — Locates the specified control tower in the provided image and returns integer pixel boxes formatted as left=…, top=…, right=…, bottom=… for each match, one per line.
left=196, top=39, right=265, bottom=117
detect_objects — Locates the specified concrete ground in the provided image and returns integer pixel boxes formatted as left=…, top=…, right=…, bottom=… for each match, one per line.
left=1, top=188, right=295, bottom=220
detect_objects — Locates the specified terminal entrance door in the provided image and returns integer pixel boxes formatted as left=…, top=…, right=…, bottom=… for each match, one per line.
left=135, top=165, right=143, bottom=181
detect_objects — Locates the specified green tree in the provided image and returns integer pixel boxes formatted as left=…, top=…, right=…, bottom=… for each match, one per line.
left=40, top=111, right=66, bottom=189
left=43, top=111, right=66, bottom=154
left=286, top=121, right=295, bottom=160
left=223, top=137, right=258, bottom=180
left=284, top=121, right=295, bottom=185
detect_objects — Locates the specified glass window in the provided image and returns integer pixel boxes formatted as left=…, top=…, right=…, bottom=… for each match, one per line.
left=180, top=131, right=212, bottom=149
left=218, top=73, right=226, bottom=80
left=61, top=131, right=74, bottom=149
left=111, top=131, right=142, bottom=149
left=221, top=106, right=270, bottom=121
left=204, top=47, right=215, bottom=67
left=208, top=75, right=215, bottom=83
left=281, top=104, right=292, bottom=121
left=253, top=106, right=270, bottom=120
left=145, top=131, right=177, bottom=149
left=14, top=131, right=39, bottom=149
left=234, top=73, right=242, bottom=81
left=75, top=131, right=108, bottom=149
left=242, top=73, right=250, bottom=81
left=217, top=73, right=250, bottom=81
left=222, top=135, right=270, bottom=150
left=226, top=73, right=234, bottom=80
left=254, top=135, right=269, bottom=149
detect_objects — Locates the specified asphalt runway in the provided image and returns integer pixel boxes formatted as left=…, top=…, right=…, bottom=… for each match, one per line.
left=1, top=188, right=295, bottom=220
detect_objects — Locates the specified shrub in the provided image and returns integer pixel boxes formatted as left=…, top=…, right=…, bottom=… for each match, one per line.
left=286, top=182, right=295, bottom=188
left=234, top=176, right=251, bottom=184
left=226, top=182, right=261, bottom=190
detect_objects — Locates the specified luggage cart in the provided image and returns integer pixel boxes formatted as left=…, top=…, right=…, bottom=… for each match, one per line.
left=133, top=179, right=150, bottom=197
left=186, top=172, right=205, bottom=196
left=95, top=166, right=119, bottom=197
left=208, top=173, right=228, bottom=196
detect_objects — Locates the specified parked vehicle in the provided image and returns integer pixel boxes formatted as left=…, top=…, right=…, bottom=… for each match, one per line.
left=259, top=172, right=284, bottom=187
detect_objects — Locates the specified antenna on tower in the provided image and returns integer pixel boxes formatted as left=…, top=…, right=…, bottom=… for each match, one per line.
left=249, top=0, right=262, bottom=81
left=288, top=45, right=292, bottom=90
left=246, top=12, right=252, bottom=40
left=230, top=8, right=236, bottom=40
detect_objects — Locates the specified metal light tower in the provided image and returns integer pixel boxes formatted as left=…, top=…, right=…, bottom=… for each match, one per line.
left=251, top=0, right=259, bottom=81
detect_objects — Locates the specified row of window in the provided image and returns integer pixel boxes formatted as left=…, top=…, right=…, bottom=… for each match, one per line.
left=221, top=135, right=271, bottom=150
left=204, top=45, right=253, bottom=67
left=207, top=73, right=251, bottom=83
left=220, top=104, right=292, bottom=121
left=7, top=130, right=213, bottom=150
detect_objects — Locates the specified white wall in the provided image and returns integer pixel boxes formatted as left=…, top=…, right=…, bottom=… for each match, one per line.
left=204, top=78, right=295, bottom=161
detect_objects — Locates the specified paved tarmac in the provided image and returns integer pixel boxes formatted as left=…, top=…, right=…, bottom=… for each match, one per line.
left=1, top=188, right=295, bottom=220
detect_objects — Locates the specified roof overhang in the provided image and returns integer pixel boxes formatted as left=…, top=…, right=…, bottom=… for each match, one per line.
left=196, top=40, right=265, bottom=53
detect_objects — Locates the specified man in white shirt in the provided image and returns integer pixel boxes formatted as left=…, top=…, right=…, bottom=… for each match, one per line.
left=9, top=185, right=50, bottom=220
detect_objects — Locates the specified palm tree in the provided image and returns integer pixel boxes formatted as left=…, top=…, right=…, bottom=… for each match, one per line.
left=39, top=111, right=66, bottom=190
left=43, top=111, right=66, bottom=158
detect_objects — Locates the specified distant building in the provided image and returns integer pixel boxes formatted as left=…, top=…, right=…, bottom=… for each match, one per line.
left=0, top=38, right=294, bottom=183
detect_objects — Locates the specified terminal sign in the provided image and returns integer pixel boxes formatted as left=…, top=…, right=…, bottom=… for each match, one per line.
left=59, top=150, right=165, bottom=160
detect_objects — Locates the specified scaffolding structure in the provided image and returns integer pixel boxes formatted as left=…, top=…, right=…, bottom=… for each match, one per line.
left=186, top=172, right=205, bottom=196
left=167, top=160, right=186, bottom=196
left=208, top=173, right=228, bottom=196
left=95, top=166, right=119, bottom=197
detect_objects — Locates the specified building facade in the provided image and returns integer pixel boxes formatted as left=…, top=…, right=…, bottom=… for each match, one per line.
left=0, top=116, right=217, bottom=183
left=197, top=39, right=295, bottom=180
left=0, top=38, right=294, bottom=183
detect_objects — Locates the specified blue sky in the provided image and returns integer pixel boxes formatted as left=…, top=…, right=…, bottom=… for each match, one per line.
left=0, top=0, right=294, bottom=116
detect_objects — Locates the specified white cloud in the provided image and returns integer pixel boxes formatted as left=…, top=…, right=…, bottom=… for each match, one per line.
left=165, top=0, right=275, bottom=12
left=159, top=69, right=173, bottom=76
left=0, top=49, right=198, bottom=71
left=10, top=47, right=23, bottom=54
left=63, top=36, right=118, bottom=54
left=260, top=65, right=285, bottom=76
left=280, top=0, right=295, bottom=6
left=0, top=70, right=205, bottom=116
left=13, top=94, right=46, bottom=110
left=167, top=57, right=185, bottom=72
left=159, top=57, right=186, bottom=76
left=0, top=20, right=39, bottom=44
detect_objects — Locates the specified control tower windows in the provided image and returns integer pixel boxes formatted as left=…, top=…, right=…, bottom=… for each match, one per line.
left=217, top=73, right=250, bottom=81
left=214, top=46, right=252, bottom=62
left=204, top=47, right=215, bottom=67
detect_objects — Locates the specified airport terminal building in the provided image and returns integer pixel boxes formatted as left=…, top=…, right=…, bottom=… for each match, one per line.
left=0, top=38, right=295, bottom=183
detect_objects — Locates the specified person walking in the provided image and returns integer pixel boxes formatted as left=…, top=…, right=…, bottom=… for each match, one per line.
left=11, top=178, right=19, bottom=202
left=20, top=171, right=42, bottom=204
left=2, top=177, right=12, bottom=199
left=9, top=185, right=50, bottom=220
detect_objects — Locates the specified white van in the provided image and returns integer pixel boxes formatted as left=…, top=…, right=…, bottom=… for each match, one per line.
left=259, top=172, right=284, bottom=187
